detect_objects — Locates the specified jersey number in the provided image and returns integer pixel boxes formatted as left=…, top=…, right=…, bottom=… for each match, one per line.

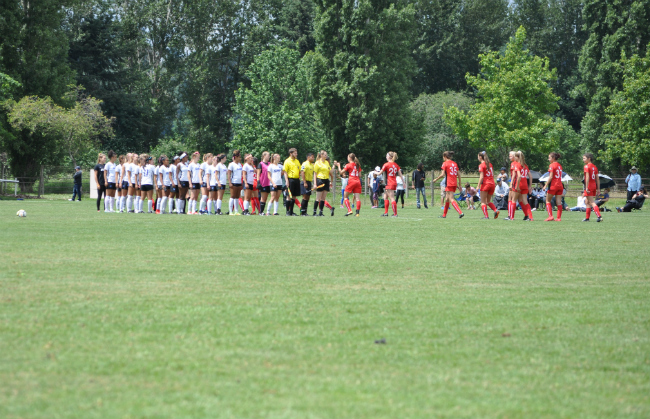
left=554, top=169, right=561, bottom=179
left=388, top=167, right=397, bottom=176
left=449, top=166, right=458, bottom=176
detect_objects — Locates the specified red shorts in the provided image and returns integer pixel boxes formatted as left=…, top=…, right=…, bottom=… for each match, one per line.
left=583, top=191, right=595, bottom=197
left=481, top=185, right=495, bottom=195
left=549, top=188, right=563, bottom=196
left=445, top=185, right=457, bottom=192
left=386, top=180, right=396, bottom=190
left=345, top=182, right=362, bottom=194
left=518, top=188, right=529, bottom=195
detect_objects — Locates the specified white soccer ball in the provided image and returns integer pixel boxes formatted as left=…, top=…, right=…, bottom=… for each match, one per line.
left=16, top=209, right=27, bottom=217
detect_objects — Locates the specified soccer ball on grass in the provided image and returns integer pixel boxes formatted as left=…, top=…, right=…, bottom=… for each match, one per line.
left=16, top=209, right=27, bottom=217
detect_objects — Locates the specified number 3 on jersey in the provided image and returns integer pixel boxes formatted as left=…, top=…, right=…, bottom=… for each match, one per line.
left=449, top=166, right=458, bottom=176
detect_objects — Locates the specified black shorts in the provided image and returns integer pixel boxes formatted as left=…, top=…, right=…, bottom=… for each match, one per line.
left=201, top=182, right=207, bottom=188
left=316, top=178, right=330, bottom=192
left=218, top=185, right=226, bottom=190
left=165, top=185, right=172, bottom=192
left=247, top=183, right=254, bottom=190
left=288, top=178, right=301, bottom=197
left=180, top=181, right=189, bottom=189
left=209, top=185, right=218, bottom=192
left=259, top=186, right=271, bottom=193
left=300, top=181, right=313, bottom=196
left=272, top=185, right=284, bottom=192
left=106, top=182, right=116, bottom=190
left=141, top=184, right=154, bottom=192
left=122, top=181, right=129, bottom=190
left=231, top=183, right=242, bottom=188
left=191, top=183, right=201, bottom=190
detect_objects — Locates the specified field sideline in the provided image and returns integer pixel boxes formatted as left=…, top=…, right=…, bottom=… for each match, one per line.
left=1, top=197, right=649, bottom=419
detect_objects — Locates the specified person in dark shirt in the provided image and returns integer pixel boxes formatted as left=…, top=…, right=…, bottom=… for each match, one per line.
left=595, top=189, right=609, bottom=208
left=69, top=166, right=82, bottom=201
left=411, top=163, right=428, bottom=209
left=617, top=187, right=647, bottom=212
left=94, top=153, right=107, bottom=212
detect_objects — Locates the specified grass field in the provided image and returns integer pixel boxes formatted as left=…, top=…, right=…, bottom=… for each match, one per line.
left=1, top=195, right=649, bottom=419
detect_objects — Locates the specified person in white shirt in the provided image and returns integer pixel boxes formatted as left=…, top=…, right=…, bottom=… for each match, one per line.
left=395, top=174, right=405, bottom=208
left=176, top=153, right=190, bottom=214
left=116, top=154, right=127, bottom=212
left=157, top=156, right=172, bottom=214
left=103, top=150, right=118, bottom=212
left=266, top=153, right=284, bottom=216
left=126, top=153, right=139, bottom=213
left=205, top=155, right=217, bottom=214
left=493, top=178, right=509, bottom=210
left=138, top=155, right=156, bottom=213
left=213, top=154, right=228, bottom=215
left=153, top=159, right=163, bottom=213
left=227, top=150, right=243, bottom=215
left=169, top=155, right=180, bottom=213
left=187, top=151, right=202, bottom=214
left=199, top=153, right=213, bottom=214
left=241, top=154, right=256, bottom=215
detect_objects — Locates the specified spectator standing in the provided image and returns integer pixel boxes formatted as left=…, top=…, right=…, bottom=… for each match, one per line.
left=617, top=187, right=648, bottom=212
left=625, top=167, right=642, bottom=200
left=493, top=178, right=509, bottom=210
left=395, top=175, right=406, bottom=208
left=94, top=153, right=107, bottom=212
left=69, top=166, right=82, bottom=201
left=412, top=163, right=428, bottom=209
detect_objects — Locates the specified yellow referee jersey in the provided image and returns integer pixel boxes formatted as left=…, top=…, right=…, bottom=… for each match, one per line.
left=314, top=160, right=331, bottom=180
left=301, top=161, right=314, bottom=181
left=284, top=157, right=301, bottom=179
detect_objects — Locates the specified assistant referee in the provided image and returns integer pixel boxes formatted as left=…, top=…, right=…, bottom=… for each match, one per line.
left=283, top=148, right=301, bottom=216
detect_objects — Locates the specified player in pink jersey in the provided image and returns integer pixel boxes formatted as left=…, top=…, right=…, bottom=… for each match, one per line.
left=432, top=151, right=464, bottom=218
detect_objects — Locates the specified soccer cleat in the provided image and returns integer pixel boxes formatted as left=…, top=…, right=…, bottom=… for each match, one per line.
left=439, top=215, right=446, bottom=218
left=494, top=211, right=500, bottom=219
left=503, top=217, right=511, bottom=221
left=391, top=214, right=398, bottom=217
left=582, top=218, right=590, bottom=222
left=156, top=210, right=161, bottom=214
left=356, top=213, right=360, bottom=217
left=312, top=211, right=317, bottom=216
left=345, top=211, right=354, bottom=216
left=480, top=217, right=490, bottom=220
left=459, top=213, right=464, bottom=219
left=318, top=213, right=325, bottom=217
left=545, top=216, right=555, bottom=221
left=381, top=213, right=389, bottom=217
left=556, top=218, right=561, bottom=222
left=300, top=213, right=309, bottom=216
left=331, top=208, right=335, bottom=216
left=273, top=213, right=280, bottom=216
left=523, top=216, right=529, bottom=221
left=234, top=212, right=241, bottom=216
left=616, top=207, right=621, bottom=213
left=597, top=217, right=603, bottom=222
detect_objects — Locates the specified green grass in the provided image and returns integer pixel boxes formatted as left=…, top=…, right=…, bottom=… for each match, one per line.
left=1, top=195, right=648, bottom=419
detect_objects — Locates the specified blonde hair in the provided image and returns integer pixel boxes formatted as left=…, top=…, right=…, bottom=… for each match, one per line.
left=387, top=151, right=398, bottom=162
left=515, top=150, right=526, bottom=167
left=97, top=153, right=106, bottom=164
left=272, top=153, right=281, bottom=163
left=262, top=151, right=270, bottom=161
left=203, top=152, right=213, bottom=163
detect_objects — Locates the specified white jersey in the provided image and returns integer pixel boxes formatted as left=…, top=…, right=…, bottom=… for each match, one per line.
left=279, top=164, right=285, bottom=186
left=189, top=162, right=201, bottom=183
left=268, top=163, right=283, bottom=186
left=104, top=161, right=117, bottom=183
left=129, top=163, right=139, bottom=184
left=228, top=162, right=243, bottom=184
left=171, top=164, right=178, bottom=184
left=115, top=164, right=123, bottom=183
left=243, top=163, right=255, bottom=185
left=161, top=166, right=172, bottom=186
left=200, top=162, right=210, bottom=183
left=215, top=162, right=228, bottom=185
left=179, top=162, right=190, bottom=182
left=141, top=164, right=156, bottom=185
left=207, top=165, right=216, bottom=186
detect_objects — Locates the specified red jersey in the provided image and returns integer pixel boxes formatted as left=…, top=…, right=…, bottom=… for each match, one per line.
left=548, top=162, right=563, bottom=189
left=519, top=164, right=529, bottom=190
left=441, top=160, right=459, bottom=188
left=584, top=162, right=598, bottom=193
left=382, top=162, right=400, bottom=189
left=510, top=161, right=517, bottom=181
left=344, top=162, right=361, bottom=184
left=479, top=162, right=494, bottom=188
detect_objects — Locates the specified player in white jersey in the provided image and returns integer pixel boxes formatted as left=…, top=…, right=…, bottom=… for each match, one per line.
left=187, top=152, right=202, bottom=214
left=227, top=150, right=243, bottom=215
left=116, top=155, right=128, bottom=212
left=267, top=153, right=284, bottom=216
left=199, top=153, right=213, bottom=214
left=103, top=150, right=118, bottom=212
left=241, top=154, right=256, bottom=215
left=157, top=156, right=172, bottom=214
left=176, top=152, right=190, bottom=214
left=213, top=153, right=228, bottom=215
left=126, top=153, right=139, bottom=213
left=154, top=158, right=163, bottom=214
left=138, top=155, right=156, bottom=213
left=169, top=155, right=180, bottom=213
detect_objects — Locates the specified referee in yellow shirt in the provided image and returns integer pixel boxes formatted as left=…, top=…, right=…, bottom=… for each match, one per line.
left=313, top=150, right=335, bottom=216
left=300, top=152, right=315, bottom=216
left=283, top=148, right=302, bottom=216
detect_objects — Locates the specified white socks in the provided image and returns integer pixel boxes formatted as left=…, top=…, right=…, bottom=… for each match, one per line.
left=200, top=196, right=207, bottom=211
left=208, top=199, right=213, bottom=214
left=127, top=196, right=133, bottom=211
left=244, top=201, right=249, bottom=211
left=228, top=198, right=233, bottom=213
left=168, top=197, right=174, bottom=213
left=216, top=199, right=222, bottom=211
left=148, top=200, right=153, bottom=212
left=160, top=197, right=167, bottom=213
left=274, top=201, right=278, bottom=213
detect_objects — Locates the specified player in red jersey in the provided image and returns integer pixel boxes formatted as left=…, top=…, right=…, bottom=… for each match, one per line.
left=582, top=153, right=602, bottom=222
left=506, top=151, right=519, bottom=220
left=543, top=152, right=564, bottom=221
left=335, top=153, right=363, bottom=217
left=432, top=151, right=464, bottom=218
left=511, top=151, right=534, bottom=221
left=380, top=151, right=404, bottom=217
left=476, top=151, right=499, bottom=219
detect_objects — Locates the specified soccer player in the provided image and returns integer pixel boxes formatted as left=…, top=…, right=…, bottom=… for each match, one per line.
left=199, top=153, right=213, bottom=214
left=267, top=153, right=284, bottom=216
left=582, top=153, right=602, bottom=222
left=512, top=151, right=534, bottom=221
left=544, top=152, right=564, bottom=221
left=227, top=150, right=243, bottom=215
left=257, top=152, right=271, bottom=215
left=379, top=151, right=404, bottom=217
left=187, top=152, right=202, bottom=214
left=94, top=153, right=107, bottom=212
left=126, top=153, right=139, bottom=213
left=432, top=151, right=464, bottom=218
left=505, top=151, right=518, bottom=220
left=476, top=151, right=499, bottom=219
left=312, top=151, right=334, bottom=216
left=176, top=152, right=190, bottom=214
left=169, top=155, right=179, bottom=213
left=283, top=148, right=301, bottom=216
left=158, top=155, right=172, bottom=214
left=300, top=152, right=315, bottom=216
left=138, top=155, right=156, bottom=213
left=335, top=153, right=362, bottom=216
left=242, top=154, right=256, bottom=215
left=117, top=155, right=127, bottom=212
left=103, top=150, right=118, bottom=212
left=154, top=157, right=163, bottom=213
left=214, top=153, right=228, bottom=215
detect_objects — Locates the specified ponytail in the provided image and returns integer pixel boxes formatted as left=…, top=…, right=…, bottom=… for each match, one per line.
left=550, top=152, right=561, bottom=161
left=443, top=151, right=455, bottom=160
left=349, top=153, right=360, bottom=170
left=515, top=150, right=526, bottom=168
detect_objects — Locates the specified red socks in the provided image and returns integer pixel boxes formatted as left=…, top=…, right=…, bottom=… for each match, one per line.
left=593, top=205, right=601, bottom=218
left=356, top=200, right=361, bottom=211
left=391, top=201, right=397, bottom=215
left=451, top=200, right=462, bottom=214
left=324, top=201, right=332, bottom=210
left=585, top=207, right=591, bottom=220
left=522, top=203, right=533, bottom=220
left=443, top=202, right=450, bottom=217
left=481, top=204, right=489, bottom=218
left=557, top=206, right=562, bottom=220
left=546, top=202, right=553, bottom=218
left=294, top=198, right=301, bottom=208
left=384, top=199, right=390, bottom=214
left=238, top=198, right=244, bottom=210
left=344, top=198, right=352, bottom=212
left=488, top=202, right=497, bottom=212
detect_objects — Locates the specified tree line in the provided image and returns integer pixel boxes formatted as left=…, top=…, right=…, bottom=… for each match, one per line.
left=0, top=0, right=649, bottom=184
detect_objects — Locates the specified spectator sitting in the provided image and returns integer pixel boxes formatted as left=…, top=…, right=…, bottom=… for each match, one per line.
left=493, top=178, right=509, bottom=210
left=596, top=188, right=610, bottom=208
left=617, top=187, right=648, bottom=212
left=529, top=183, right=546, bottom=210
left=464, top=182, right=477, bottom=209
left=570, top=195, right=587, bottom=212
left=496, top=167, right=508, bottom=183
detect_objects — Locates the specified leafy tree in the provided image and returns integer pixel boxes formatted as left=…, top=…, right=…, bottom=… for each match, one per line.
left=311, top=0, right=423, bottom=167
left=602, top=46, right=650, bottom=168
left=445, top=26, right=573, bottom=166
left=274, top=0, right=317, bottom=56
left=410, top=92, right=478, bottom=171
left=230, top=46, right=328, bottom=156
left=576, top=0, right=650, bottom=151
